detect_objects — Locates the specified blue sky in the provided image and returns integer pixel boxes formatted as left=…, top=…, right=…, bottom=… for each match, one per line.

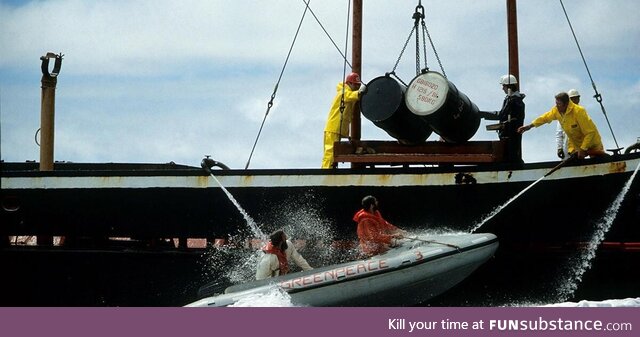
left=1, top=0, right=639, bottom=169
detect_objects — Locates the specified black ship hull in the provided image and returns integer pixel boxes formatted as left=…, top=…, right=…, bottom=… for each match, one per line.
left=2, top=153, right=640, bottom=305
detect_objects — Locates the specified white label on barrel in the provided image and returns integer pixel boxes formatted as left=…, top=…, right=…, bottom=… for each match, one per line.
left=405, top=72, right=449, bottom=116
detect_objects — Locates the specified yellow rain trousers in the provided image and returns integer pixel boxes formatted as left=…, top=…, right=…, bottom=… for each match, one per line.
left=321, top=82, right=360, bottom=168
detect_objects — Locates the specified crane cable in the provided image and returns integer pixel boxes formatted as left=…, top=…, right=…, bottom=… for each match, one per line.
left=559, top=0, right=621, bottom=152
left=244, top=1, right=312, bottom=169
left=337, top=0, right=352, bottom=140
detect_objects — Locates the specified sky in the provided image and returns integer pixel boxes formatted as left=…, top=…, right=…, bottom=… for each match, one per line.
left=1, top=0, right=639, bottom=169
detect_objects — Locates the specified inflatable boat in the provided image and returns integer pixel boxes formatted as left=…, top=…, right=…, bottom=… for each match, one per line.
left=185, top=233, right=498, bottom=307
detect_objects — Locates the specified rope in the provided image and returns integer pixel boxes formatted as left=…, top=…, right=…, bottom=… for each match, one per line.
left=245, top=1, right=311, bottom=169
left=302, top=0, right=352, bottom=69
left=338, top=0, right=352, bottom=138
left=559, top=0, right=620, bottom=151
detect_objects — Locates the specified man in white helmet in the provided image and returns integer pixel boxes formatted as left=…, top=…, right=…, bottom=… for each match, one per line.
left=478, top=74, right=526, bottom=164
left=555, top=89, right=580, bottom=159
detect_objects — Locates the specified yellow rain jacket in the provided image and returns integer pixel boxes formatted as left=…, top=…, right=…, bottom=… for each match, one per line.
left=531, top=101, right=603, bottom=153
left=324, top=82, right=360, bottom=136
left=322, top=82, right=360, bottom=168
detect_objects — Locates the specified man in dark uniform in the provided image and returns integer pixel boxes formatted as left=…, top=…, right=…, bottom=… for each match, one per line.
left=479, top=74, right=526, bottom=164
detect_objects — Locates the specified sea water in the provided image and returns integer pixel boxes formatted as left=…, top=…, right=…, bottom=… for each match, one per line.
left=202, top=175, right=352, bottom=286
left=554, top=160, right=640, bottom=302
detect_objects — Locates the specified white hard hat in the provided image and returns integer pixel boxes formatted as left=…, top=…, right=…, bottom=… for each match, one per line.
left=499, top=74, right=517, bottom=85
left=567, top=89, right=580, bottom=97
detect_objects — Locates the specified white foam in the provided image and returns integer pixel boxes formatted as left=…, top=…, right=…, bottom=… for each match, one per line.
left=543, top=297, right=640, bottom=307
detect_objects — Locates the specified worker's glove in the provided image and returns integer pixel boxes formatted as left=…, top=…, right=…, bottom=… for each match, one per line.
left=358, top=83, right=367, bottom=95
left=557, top=148, right=565, bottom=159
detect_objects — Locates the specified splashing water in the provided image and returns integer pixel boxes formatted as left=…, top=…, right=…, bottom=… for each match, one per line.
left=555, top=160, right=640, bottom=302
left=469, top=176, right=546, bottom=233
left=201, top=189, right=357, bottom=291
left=209, top=173, right=265, bottom=240
left=229, top=286, right=297, bottom=307
left=201, top=173, right=269, bottom=287
left=264, top=192, right=361, bottom=265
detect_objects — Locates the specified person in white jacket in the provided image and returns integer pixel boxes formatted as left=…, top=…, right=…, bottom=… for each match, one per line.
left=255, top=230, right=313, bottom=280
left=556, top=89, right=581, bottom=159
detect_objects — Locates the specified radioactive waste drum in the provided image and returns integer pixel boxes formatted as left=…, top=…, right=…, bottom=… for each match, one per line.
left=360, top=75, right=432, bottom=144
left=404, top=71, right=480, bottom=143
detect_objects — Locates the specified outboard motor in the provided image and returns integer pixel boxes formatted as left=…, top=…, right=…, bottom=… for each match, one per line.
left=360, top=75, right=432, bottom=144
left=201, top=155, right=230, bottom=173
left=404, top=71, right=480, bottom=143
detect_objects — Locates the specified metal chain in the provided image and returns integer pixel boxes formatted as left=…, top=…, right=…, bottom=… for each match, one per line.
left=388, top=72, right=409, bottom=87
left=421, top=21, right=429, bottom=71
left=392, top=1, right=446, bottom=81
left=415, top=18, right=421, bottom=75
left=422, top=20, right=446, bottom=78
left=391, top=25, right=416, bottom=74
left=413, top=3, right=424, bottom=76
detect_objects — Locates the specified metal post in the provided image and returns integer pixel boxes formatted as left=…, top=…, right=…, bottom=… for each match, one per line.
left=350, top=0, right=362, bottom=142
left=506, top=0, right=520, bottom=91
left=350, top=0, right=363, bottom=169
left=38, top=52, right=63, bottom=246
left=39, top=52, right=63, bottom=172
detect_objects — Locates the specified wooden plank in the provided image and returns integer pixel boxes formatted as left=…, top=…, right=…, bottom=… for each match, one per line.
left=334, top=153, right=497, bottom=164
left=333, top=140, right=506, bottom=165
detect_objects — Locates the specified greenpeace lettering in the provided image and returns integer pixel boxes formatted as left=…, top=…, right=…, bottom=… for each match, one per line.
left=279, top=259, right=389, bottom=290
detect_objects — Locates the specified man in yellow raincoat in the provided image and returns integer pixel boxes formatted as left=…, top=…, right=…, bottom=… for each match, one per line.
left=321, top=72, right=364, bottom=168
left=518, top=92, right=606, bottom=159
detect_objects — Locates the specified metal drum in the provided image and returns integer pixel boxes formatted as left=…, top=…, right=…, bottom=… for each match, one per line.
left=360, top=75, right=432, bottom=144
left=404, top=71, right=480, bottom=143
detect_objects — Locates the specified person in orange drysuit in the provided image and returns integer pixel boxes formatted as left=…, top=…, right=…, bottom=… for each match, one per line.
left=353, top=195, right=406, bottom=256
left=321, top=72, right=365, bottom=168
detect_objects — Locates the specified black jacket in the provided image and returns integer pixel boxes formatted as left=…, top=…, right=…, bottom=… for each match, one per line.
left=481, top=91, right=526, bottom=139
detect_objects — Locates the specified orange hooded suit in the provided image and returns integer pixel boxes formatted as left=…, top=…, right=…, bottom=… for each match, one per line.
left=353, top=209, right=401, bottom=256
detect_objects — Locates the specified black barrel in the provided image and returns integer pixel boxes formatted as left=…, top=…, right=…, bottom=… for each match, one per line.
left=404, top=71, right=480, bottom=143
left=360, top=76, right=432, bottom=144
